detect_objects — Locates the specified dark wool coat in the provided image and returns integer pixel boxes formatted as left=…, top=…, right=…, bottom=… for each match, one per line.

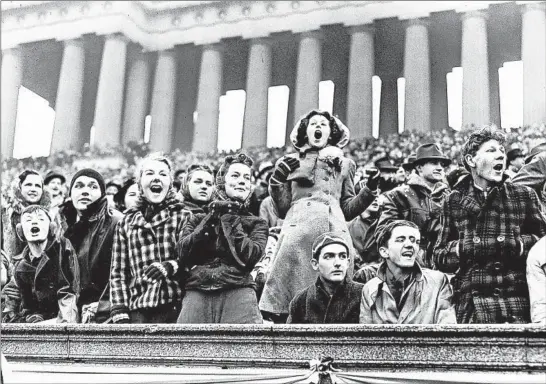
left=14, top=237, right=80, bottom=323
left=60, top=197, right=123, bottom=309
left=511, top=152, right=546, bottom=210
left=287, top=277, right=364, bottom=324
left=433, top=175, right=546, bottom=323
left=177, top=210, right=268, bottom=292
left=376, top=174, right=450, bottom=268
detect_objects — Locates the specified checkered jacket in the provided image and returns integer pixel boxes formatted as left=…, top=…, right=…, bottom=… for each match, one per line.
left=110, top=200, right=192, bottom=315
left=433, top=175, right=546, bottom=323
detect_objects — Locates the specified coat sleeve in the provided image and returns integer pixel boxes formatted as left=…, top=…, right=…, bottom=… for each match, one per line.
left=519, top=188, right=546, bottom=256
left=375, top=192, right=401, bottom=242
left=109, top=221, right=130, bottom=316
left=176, top=213, right=211, bottom=268
left=527, top=237, right=546, bottom=324
left=220, top=215, right=269, bottom=271
left=269, top=182, right=292, bottom=220
left=57, top=239, right=80, bottom=323
left=433, top=196, right=461, bottom=273
left=359, top=286, right=373, bottom=324
left=434, top=273, right=457, bottom=324
left=340, top=159, right=376, bottom=221
left=511, top=153, right=546, bottom=195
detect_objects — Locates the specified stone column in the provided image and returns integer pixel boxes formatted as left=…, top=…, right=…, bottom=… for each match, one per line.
left=193, top=44, right=223, bottom=153
left=403, top=18, right=431, bottom=132
left=379, top=76, right=399, bottom=137
left=122, top=49, right=152, bottom=145
left=521, top=2, right=546, bottom=126
left=149, top=49, right=177, bottom=153
left=293, top=30, right=322, bottom=124
left=93, top=34, right=128, bottom=148
left=346, top=25, right=374, bottom=139
left=242, top=38, right=272, bottom=149
left=461, top=10, right=490, bottom=128
left=51, top=39, right=86, bottom=152
left=1, top=47, right=23, bottom=159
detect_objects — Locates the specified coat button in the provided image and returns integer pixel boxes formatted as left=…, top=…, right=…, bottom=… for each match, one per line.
left=473, top=237, right=480, bottom=244
left=493, top=262, right=502, bottom=271
left=308, top=193, right=312, bottom=197
left=497, top=235, right=505, bottom=242
left=204, top=232, right=209, bottom=236
left=228, top=204, right=232, bottom=208
left=471, top=290, right=479, bottom=297
left=323, top=177, right=329, bottom=181
left=307, top=202, right=311, bottom=206
left=493, top=287, right=502, bottom=297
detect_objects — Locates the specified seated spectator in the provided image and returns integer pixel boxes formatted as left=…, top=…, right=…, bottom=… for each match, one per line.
left=349, top=195, right=385, bottom=270
left=434, top=127, right=546, bottom=323
left=110, top=154, right=191, bottom=324
left=177, top=153, right=267, bottom=324
left=113, top=178, right=139, bottom=213
left=504, top=148, right=525, bottom=179
left=512, top=143, right=546, bottom=210
left=252, top=226, right=281, bottom=302
left=360, top=220, right=456, bottom=324
left=180, top=164, right=215, bottom=214
left=376, top=143, right=451, bottom=269
left=60, top=168, right=123, bottom=322
left=527, top=236, right=546, bottom=324
left=287, top=232, right=364, bottom=324
left=12, top=205, right=79, bottom=323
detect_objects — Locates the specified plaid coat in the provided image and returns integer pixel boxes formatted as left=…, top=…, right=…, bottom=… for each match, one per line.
left=433, top=175, right=546, bottom=323
left=110, top=198, right=192, bottom=316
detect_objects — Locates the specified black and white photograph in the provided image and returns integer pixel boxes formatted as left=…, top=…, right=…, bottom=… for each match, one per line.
left=1, top=1, right=545, bottom=383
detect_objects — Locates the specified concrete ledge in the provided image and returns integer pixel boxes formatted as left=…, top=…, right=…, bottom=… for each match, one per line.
left=2, top=324, right=545, bottom=371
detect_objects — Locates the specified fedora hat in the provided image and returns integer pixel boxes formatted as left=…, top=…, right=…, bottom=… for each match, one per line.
left=402, top=153, right=417, bottom=171
left=374, top=157, right=399, bottom=172
left=525, top=142, right=546, bottom=164
left=413, top=143, right=451, bottom=167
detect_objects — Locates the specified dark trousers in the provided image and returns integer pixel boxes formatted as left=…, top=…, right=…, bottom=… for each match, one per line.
left=129, top=302, right=180, bottom=324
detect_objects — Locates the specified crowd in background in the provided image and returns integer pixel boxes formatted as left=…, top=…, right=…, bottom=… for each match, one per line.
left=1, top=117, right=545, bottom=325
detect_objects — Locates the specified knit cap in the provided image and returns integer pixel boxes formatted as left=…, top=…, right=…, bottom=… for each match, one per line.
left=311, top=232, right=349, bottom=260
left=69, top=168, right=106, bottom=197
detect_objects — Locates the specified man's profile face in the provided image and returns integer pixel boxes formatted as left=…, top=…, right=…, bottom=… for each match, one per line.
left=380, top=226, right=421, bottom=269
left=312, top=243, right=349, bottom=283
left=467, top=139, right=506, bottom=183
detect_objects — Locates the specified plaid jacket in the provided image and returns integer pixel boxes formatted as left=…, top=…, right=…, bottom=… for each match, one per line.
left=110, top=200, right=192, bottom=315
left=433, top=175, right=546, bottom=323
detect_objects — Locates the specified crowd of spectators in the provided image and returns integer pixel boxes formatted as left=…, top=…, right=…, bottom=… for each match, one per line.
left=1, top=119, right=545, bottom=325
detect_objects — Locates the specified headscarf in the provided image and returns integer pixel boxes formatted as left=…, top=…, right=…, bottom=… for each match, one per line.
left=212, top=153, right=254, bottom=207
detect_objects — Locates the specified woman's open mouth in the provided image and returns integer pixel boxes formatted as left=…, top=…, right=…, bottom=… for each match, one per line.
left=30, top=226, right=40, bottom=235
left=150, top=185, right=163, bottom=194
left=314, top=130, right=322, bottom=140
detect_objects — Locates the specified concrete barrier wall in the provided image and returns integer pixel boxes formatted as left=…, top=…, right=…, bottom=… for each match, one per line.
left=1, top=324, right=545, bottom=371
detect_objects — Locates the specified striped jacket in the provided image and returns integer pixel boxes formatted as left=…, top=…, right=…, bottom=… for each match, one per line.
left=433, top=175, right=546, bottom=323
left=110, top=198, right=192, bottom=315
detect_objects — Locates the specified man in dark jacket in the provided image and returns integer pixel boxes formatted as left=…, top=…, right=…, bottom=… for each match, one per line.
left=177, top=153, right=268, bottom=324
left=287, top=232, right=364, bottom=324
left=376, top=143, right=451, bottom=269
left=60, top=168, right=123, bottom=322
left=12, top=205, right=79, bottom=323
left=512, top=143, right=546, bottom=210
left=433, top=126, right=546, bottom=324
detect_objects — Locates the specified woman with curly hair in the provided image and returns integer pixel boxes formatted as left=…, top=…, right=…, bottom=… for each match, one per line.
left=176, top=153, right=268, bottom=324
left=259, top=109, right=376, bottom=321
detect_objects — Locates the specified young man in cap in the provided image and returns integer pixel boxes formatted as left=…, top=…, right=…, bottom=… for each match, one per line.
left=44, top=170, right=66, bottom=211
left=376, top=143, right=451, bottom=268
left=504, top=148, right=525, bottom=179
left=360, top=220, right=456, bottom=324
left=60, top=168, right=123, bottom=322
left=9, top=205, right=79, bottom=323
left=433, top=127, right=546, bottom=323
left=287, top=232, right=364, bottom=324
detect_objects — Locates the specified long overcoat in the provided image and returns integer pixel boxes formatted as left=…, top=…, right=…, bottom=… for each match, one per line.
left=259, top=150, right=375, bottom=314
left=433, top=175, right=546, bottom=323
